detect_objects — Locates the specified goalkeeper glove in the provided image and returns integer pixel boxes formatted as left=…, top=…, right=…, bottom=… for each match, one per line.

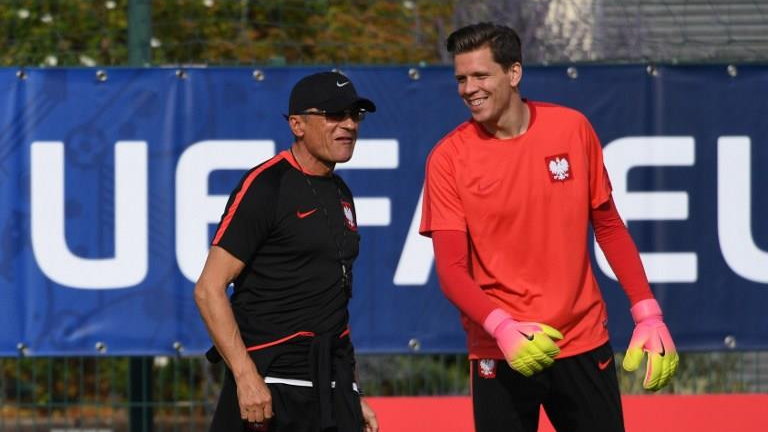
left=483, top=308, right=563, bottom=377
left=622, top=299, right=679, bottom=391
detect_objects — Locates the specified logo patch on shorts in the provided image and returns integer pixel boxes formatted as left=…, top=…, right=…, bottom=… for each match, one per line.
left=545, top=153, right=573, bottom=182
left=478, top=359, right=497, bottom=379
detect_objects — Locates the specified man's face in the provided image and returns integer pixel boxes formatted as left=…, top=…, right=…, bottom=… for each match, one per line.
left=295, top=109, right=360, bottom=166
left=453, top=46, right=520, bottom=126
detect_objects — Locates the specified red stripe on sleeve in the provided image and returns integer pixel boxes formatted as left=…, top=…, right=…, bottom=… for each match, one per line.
left=211, top=153, right=286, bottom=245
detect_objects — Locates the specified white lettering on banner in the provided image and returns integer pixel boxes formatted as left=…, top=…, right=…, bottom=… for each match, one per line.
left=175, top=140, right=276, bottom=282
left=352, top=198, right=391, bottom=226
left=393, top=187, right=433, bottom=285
left=718, top=136, right=768, bottom=283
left=597, top=137, right=697, bottom=283
left=33, top=139, right=399, bottom=288
left=28, top=136, right=765, bottom=289
left=340, top=139, right=399, bottom=169
left=31, top=141, right=148, bottom=289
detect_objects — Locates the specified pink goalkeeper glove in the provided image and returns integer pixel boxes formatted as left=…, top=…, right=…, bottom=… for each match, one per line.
left=483, top=309, right=563, bottom=377
left=622, top=299, right=679, bottom=391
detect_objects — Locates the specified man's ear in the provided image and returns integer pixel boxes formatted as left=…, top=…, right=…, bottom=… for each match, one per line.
left=288, top=115, right=305, bottom=138
left=509, top=62, right=523, bottom=88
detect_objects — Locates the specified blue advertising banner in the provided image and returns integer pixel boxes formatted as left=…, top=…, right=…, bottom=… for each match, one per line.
left=0, top=66, right=766, bottom=356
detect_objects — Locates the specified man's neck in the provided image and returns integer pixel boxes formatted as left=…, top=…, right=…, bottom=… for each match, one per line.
left=484, top=98, right=530, bottom=139
left=290, top=144, right=334, bottom=176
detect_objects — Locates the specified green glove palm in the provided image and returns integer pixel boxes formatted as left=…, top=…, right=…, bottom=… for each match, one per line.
left=484, top=309, right=563, bottom=376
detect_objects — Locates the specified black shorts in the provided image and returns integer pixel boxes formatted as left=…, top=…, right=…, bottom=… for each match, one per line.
left=210, top=373, right=363, bottom=432
left=471, top=342, right=624, bottom=432
left=263, top=383, right=362, bottom=432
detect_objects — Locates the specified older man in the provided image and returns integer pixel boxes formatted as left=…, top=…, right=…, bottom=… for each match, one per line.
left=195, top=71, right=378, bottom=432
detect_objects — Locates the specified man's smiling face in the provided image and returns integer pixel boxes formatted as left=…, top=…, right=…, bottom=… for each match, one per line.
left=453, top=45, right=519, bottom=128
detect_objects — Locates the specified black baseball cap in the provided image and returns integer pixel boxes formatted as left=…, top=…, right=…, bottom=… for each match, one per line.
left=288, top=71, right=376, bottom=115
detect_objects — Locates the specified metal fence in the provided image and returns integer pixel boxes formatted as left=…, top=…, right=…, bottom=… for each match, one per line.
left=1, top=351, right=766, bottom=431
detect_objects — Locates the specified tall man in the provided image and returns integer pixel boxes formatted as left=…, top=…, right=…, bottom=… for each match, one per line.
left=420, top=23, right=678, bottom=432
left=195, top=71, right=378, bottom=432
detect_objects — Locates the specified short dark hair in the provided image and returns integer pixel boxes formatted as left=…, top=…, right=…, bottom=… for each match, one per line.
left=446, top=22, right=522, bottom=70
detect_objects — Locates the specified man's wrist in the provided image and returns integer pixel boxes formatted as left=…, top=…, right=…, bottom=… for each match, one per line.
left=630, top=298, right=662, bottom=323
left=231, top=356, right=260, bottom=381
left=483, top=308, right=513, bottom=335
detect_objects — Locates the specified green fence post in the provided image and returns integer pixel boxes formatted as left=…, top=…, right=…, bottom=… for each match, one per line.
left=130, top=357, right=154, bottom=432
left=128, top=0, right=152, bottom=66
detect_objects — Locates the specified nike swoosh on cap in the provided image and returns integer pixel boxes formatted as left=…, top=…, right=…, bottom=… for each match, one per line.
left=336, top=81, right=350, bottom=87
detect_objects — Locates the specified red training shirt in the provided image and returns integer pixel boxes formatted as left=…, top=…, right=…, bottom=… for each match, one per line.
left=420, top=101, right=615, bottom=359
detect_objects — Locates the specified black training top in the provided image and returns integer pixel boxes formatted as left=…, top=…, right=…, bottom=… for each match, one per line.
left=211, top=149, right=359, bottom=378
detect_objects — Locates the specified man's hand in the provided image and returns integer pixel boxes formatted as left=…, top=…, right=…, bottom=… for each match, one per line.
left=235, top=364, right=273, bottom=424
left=483, top=308, right=563, bottom=376
left=622, top=299, right=679, bottom=391
left=361, top=398, right=379, bottom=432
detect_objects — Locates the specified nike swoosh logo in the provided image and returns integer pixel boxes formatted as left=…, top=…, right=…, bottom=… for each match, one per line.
left=659, top=339, right=666, bottom=357
left=476, top=179, right=501, bottom=194
left=477, top=180, right=500, bottom=193
left=597, top=357, right=614, bottom=370
left=336, top=81, right=350, bottom=87
left=296, top=208, right=318, bottom=219
left=518, top=331, right=534, bottom=341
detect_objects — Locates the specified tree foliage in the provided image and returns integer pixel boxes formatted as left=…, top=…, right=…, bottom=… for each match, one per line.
left=0, top=0, right=454, bottom=67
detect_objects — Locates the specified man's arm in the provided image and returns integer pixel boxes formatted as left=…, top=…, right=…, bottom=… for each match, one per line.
left=360, top=398, right=379, bottom=432
left=591, top=196, right=679, bottom=390
left=350, top=360, right=379, bottom=432
left=432, top=230, right=562, bottom=376
left=591, top=196, right=653, bottom=304
left=194, top=246, right=272, bottom=423
left=431, top=230, right=496, bottom=325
